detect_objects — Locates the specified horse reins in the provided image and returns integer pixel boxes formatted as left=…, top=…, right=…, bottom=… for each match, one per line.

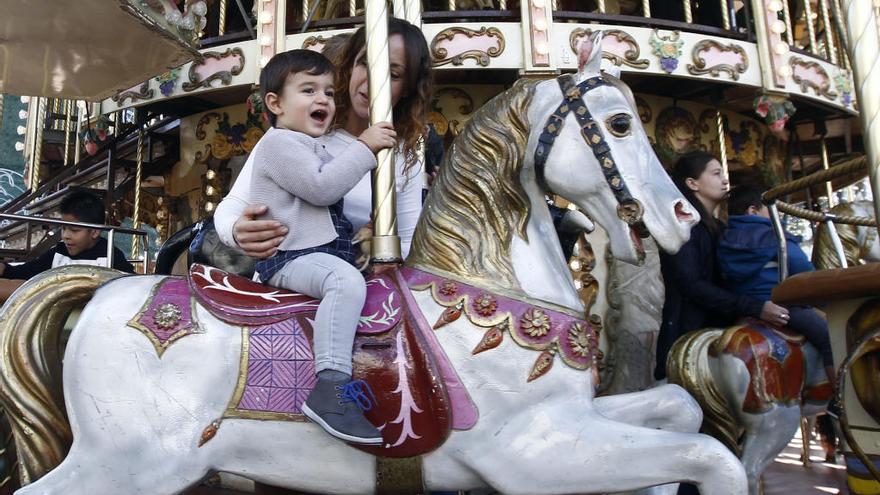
left=533, top=74, right=649, bottom=238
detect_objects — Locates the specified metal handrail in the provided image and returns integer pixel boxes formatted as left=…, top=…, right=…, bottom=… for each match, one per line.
left=0, top=214, right=149, bottom=270
left=763, top=155, right=875, bottom=274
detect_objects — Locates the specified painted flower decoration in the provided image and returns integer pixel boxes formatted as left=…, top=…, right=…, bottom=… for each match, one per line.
left=212, top=132, right=234, bottom=160
left=650, top=30, right=683, bottom=75
left=439, top=281, right=458, bottom=296
left=568, top=322, right=594, bottom=358
left=472, top=293, right=498, bottom=317
left=155, top=69, right=180, bottom=97
left=154, top=303, right=182, bottom=330
left=520, top=308, right=551, bottom=338
left=753, top=95, right=796, bottom=136
left=242, top=127, right=264, bottom=153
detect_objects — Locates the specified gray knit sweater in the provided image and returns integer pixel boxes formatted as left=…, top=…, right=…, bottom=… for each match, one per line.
left=250, top=127, right=377, bottom=251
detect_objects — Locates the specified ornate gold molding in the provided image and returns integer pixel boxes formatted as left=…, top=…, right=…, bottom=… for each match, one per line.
left=687, top=40, right=749, bottom=80
left=790, top=56, right=838, bottom=100
left=182, top=47, right=245, bottom=92
left=112, top=81, right=154, bottom=104
left=569, top=28, right=650, bottom=69
left=301, top=35, right=330, bottom=50
left=430, top=27, right=505, bottom=67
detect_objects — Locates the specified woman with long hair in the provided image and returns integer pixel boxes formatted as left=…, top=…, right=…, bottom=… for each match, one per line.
left=214, top=17, right=433, bottom=261
left=654, top=151, right=789, bottom=381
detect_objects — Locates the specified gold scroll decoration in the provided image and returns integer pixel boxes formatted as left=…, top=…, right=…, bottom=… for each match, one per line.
left=687, top=39, right=749, bottom=81
left=569, top=28, right=650, bottom=69
left=430, top=27, right=505, bottom=67
left=182, top=47, right=246, bottom=92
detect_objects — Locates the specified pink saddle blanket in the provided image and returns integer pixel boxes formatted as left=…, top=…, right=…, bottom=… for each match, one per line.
left=189, top=263, right=400, bottom=333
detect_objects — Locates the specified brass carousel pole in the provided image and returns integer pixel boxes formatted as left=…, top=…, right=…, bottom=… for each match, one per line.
left=130, top=127, right=145, bottom=268
left=841, top=0, right=880, bottom=234
left=30, top=97, right=46, bottom=191
left=366, top=0, right=401, bottom=264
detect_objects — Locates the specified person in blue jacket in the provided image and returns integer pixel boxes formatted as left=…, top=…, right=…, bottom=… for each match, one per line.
left=718, top=185, right=837, bottom=404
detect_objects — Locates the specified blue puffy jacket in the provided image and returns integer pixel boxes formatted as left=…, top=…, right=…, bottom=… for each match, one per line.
left=717, top=215, right=815, bottom=302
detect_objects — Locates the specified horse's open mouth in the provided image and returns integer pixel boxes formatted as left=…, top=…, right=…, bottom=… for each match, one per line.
left=630, top=226, right=646, bottom=259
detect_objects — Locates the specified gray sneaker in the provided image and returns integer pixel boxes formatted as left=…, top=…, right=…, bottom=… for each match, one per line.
left=301, top=377, right=383, bottom=445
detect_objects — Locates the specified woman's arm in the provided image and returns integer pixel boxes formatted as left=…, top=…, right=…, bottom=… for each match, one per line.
left=214, top=142, right=288, bottom=258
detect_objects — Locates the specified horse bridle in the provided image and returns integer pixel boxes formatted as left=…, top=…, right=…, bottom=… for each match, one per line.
left=533, top=74, right=649, bottom=238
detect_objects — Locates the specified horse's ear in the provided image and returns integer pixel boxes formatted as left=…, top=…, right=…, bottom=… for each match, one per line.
left=577, top=31, right=604, bottom=80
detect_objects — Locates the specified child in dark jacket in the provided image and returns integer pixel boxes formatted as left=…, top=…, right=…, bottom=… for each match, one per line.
left=718, top=186, right=837, bottom=403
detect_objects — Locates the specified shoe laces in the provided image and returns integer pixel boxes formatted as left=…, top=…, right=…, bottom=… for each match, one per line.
left=337, top=380, right=378, bottom=411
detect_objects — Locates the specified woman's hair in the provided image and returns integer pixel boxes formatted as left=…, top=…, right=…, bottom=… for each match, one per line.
left=671, top=150, right=722, bottom=237
left=330, top=17, right=433, bottom=174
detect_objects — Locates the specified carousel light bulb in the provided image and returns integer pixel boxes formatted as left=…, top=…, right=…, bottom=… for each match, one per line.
left=206, top=185, right=216, bottom=196
left=570, top=259, right=582, bottom=271
left=206, top=169, right=217, bottom=180
left=574, top=279, right=583, bottom=290
left=19, top=110, right=28, bottom=119
left=535, top=42, right=550, bottom=55
left=16, top=125, right=27, bottom=135
left=534, top=17, right=548, bottom=31
left=767, top=0, right=783, bottom=12
left=14, top=141, right=25, bottom=152
left=261, top=35, right=273, bottom=46
left=774, top=41, right=790, bottom=55
left=205, top=201, right=215, bottom=212
left=777, top=65, right=793, bottom=77
left=770, top=20, right=786, bottom=33
left=532, top=0, right=546, bottom=8
left=20, top=96, right=30, bottom=104
left=567, top=203, right=577, bottom=210
left=260, top=11, right=273, bottom=24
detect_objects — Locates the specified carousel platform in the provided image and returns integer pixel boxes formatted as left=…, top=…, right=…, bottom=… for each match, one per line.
left=763, top=428, right=847, bottom=494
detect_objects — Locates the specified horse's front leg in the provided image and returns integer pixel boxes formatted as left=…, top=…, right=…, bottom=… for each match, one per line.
left=594, top=384, right=702, bottom=433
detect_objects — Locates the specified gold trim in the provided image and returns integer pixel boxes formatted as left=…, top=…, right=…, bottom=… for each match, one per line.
left=686, top=40, right=749, bottom=80
left=790, top=56, right=839, bottom=100
left=222, top=327, right=308, bottom=422
left=111, top=81, right=154, bottom=104
left=125, top=279, right=201, bottom=358
left=182, top=48, right=246, bottom=92
left=569, top=28, right=650, bottom=69
left=430, top=27, right=505, bottom=67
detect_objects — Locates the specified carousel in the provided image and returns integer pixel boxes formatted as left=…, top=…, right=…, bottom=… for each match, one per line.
left=0, top=0, right=878, bottom=494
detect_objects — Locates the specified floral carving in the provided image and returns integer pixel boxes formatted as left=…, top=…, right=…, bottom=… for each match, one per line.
left=834, top=71, right=853, bottom=106
left=568, top=322, right=595, bottom=359
left=753, top=94, right=796, bottom=136
left=570, top=28, right=650, bottom=69
left=430, top=27, right=505, bottom=67
left=154, top=303, right=182, bottom=329
left=439, top=281, right=458, bottom=296
left=195, top=112, right=265, bottom=162
left=472, top=293, right=498, bottom=317
left=687, top=40, right=748, bottom=80
left=650, top=30, right=683, bottom=74
left=520, top=308, right=551, bottom=337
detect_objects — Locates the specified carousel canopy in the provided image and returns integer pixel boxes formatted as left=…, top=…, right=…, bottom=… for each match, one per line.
left=0, top=0, right=202, bottom=101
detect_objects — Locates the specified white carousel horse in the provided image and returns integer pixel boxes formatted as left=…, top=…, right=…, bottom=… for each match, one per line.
left=812, top=200, right=880, bottom=269
left=668, top=321, right=832, bottom=495
left=0, top=35, right=746, bottom=495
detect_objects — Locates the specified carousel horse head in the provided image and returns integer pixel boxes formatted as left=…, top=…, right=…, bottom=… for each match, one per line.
left=410, top=32, right=697, bottom=306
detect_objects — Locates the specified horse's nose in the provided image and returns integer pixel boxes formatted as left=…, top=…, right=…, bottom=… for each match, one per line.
left=674, top=201, right=695, bottom=223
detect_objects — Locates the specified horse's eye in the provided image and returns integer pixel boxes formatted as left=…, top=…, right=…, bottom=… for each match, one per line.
left=606, top=114, right=632, bottom=137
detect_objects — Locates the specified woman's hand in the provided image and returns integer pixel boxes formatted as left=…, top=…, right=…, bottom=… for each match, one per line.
left=232, top=204, right=288, bottom=259
left=357, top=122, right=397, bottom=153
left=760, top=301, right=790, bottom=327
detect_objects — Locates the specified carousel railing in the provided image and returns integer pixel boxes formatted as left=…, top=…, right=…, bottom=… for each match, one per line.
left=762, top=155, right=877, bottom=276
left=0, top=214, right=149, bottom=270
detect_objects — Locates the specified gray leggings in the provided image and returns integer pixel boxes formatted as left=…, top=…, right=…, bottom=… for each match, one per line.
left=268, top=253, right=366, bottom=375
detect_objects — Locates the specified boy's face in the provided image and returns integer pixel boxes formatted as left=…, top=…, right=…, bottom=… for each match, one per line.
left=60, top=213, right=101, bottom=256
left=265, top=71, right=335, bottom=137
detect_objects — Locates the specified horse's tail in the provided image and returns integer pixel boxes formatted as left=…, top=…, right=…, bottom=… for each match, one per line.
left=667, top=329, right=742, bottom=456
left=0, top=266, right=125, bottom=484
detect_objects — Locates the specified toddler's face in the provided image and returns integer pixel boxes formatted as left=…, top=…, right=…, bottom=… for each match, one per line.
left=271, top=71, right=336, bottom=137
